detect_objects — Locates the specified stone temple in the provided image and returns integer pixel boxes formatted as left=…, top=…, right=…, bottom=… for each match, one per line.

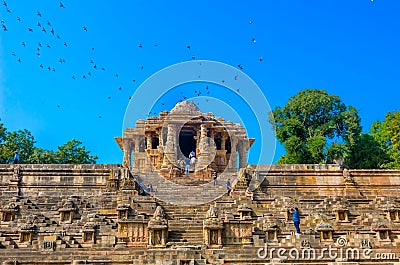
left=1, top=101, right=400, bottom=264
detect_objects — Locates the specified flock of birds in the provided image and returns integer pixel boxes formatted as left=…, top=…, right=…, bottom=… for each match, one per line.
left=1, top=0, right=264, bottom=119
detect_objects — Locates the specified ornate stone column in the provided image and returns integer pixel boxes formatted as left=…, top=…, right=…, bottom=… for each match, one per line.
left=162, top=123, right=177, bottom=168
left=221, top=133, right=227, bottom=151
left=197, top=124, right=210, bottom=171
left=228, top=137, right=238, bottom=171
left=238, top=140, right=248, bottom=169
left=146, top=133, right=152, bottom=150
left=122, top=139, right=133, bottom=169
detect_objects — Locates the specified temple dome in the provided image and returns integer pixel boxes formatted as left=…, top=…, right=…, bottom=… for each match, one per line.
left=170, top=101, right=202, bottom=115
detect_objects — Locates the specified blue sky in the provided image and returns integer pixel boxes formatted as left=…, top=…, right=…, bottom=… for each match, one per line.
left=0, top=0, right=399, bottom=164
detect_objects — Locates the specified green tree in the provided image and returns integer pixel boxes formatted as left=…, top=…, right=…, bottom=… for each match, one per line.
left=371, top=110, right=400, bottom=169
left=27, top=148, right=57, bottom=164
left=0, top=129, right=36, bottom=163
left=55, top=139, right=98, bottom=164
left=0, top=121, right=98, bottom=164
left=347, top=133, right=389, bottom=169
left=269, top=89, right=362, bottom=164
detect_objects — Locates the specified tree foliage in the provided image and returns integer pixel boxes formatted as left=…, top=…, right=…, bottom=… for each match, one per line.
left=269, top=89, right=362, bottom=164
left=0, top=128, right=36, bottom=164
left=0, top=120, right=97, bottom=164
left=347, top=133, right=389, bottom=169
left=371, top=110, right=400, bottom=169
left=55, top=139, right=98, bottom=164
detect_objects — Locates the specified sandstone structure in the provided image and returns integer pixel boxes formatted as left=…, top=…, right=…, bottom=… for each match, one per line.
left=115, top=102, right=254, bottom=180
left=1, top=102, right=400, bottom=264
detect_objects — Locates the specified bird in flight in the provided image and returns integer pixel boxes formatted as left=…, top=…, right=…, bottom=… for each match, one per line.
left=37, top=11, right=42, bottom=17
left=21, top=41, right=26, bottom=47
left=237, top=64, right=244, bottom=70
left=39, top=64, right=43, bottom=68
left=28, top=27, right=33, bottom=32
left=2, top=24, right=8, bottom=31
left=187, top=45, right=191, bottom=49
left=83, top=26, right=87, bottom=32
left=50, top=28, right=54, bottom=35
left=3, top=1, right=7, bottom=7
left=47, top=21, right=51, bottom=26
left=138, top=43, right=143, bottom=48
left=252, top=38, right=256, bottom=43
left=259, top=57, right=263, bottom=62
left=42, top=27, right=46, bottom=33
left=59, top=2, right=65, bottom=8
left=37, top=22, right=41, bottom=27
left=17, top=58, right=21, bottom=63
left=16, top=16, right=21, bottom=22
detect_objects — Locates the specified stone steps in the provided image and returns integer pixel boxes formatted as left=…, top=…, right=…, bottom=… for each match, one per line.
left=137, top=172, right=237, bottom=206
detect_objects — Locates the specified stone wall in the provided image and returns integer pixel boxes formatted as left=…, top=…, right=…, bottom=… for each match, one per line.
left=0, top=164, right=399, bottom=264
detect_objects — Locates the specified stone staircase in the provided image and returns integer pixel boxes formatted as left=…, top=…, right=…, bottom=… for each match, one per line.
left=167, top=219, right=204, bottom=246
left=135, top=172, right=238, bottom=206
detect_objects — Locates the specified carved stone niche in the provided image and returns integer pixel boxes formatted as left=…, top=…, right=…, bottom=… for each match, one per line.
left=82, top=223, right=97, bottom=244
left=203, top=205, right=223, bottom=248
left=372, top=221, right=391, bottom=242
left=384, top=203, right=399, bottom=222
left=19, top=222, right=36, bottom=243
left=333, top=203, right=349, bottom=223
left=117, top=204, right=132, bottom=219
left=315, top=221, right=334, bottom=242
left=237, top=204, right=252, bottom=220
left=59, top=201, right=75, bottom=223
left=262, top=217, right=279, bottom=242
left=148, top=206, right=168, bottom=247
left=1, top=203, right=19, bottom=222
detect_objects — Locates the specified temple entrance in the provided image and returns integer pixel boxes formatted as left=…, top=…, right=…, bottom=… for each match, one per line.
left=179, top=127, right=196, bottom=158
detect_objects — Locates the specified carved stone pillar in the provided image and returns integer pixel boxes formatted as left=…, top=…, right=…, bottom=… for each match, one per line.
left=238, top=141, right=248, bottom=169
left=197, top=124, right=210, bottom=171
left=162, top=124, right=176, bottom=168
left=228, top=137, right=238, bottom=171
left=221, top=133, right=227, bottom=151
left=146, top=133, right=152, bottom=150
left=122, top=139, right=133, bottom=169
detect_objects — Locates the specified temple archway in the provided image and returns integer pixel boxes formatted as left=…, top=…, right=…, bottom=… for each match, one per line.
left=179, top=126, right=197, bottom=158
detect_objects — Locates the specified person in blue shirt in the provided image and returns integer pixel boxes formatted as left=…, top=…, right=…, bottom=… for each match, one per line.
left=13, top=152, right=20, bottom=164
left=185, top=157, right=191, bottom=174
left=226, top=179, right=231, bottom=196
left=212, top=172, right=218, bottom=186
left=291, top=208, right=301, bottom=235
